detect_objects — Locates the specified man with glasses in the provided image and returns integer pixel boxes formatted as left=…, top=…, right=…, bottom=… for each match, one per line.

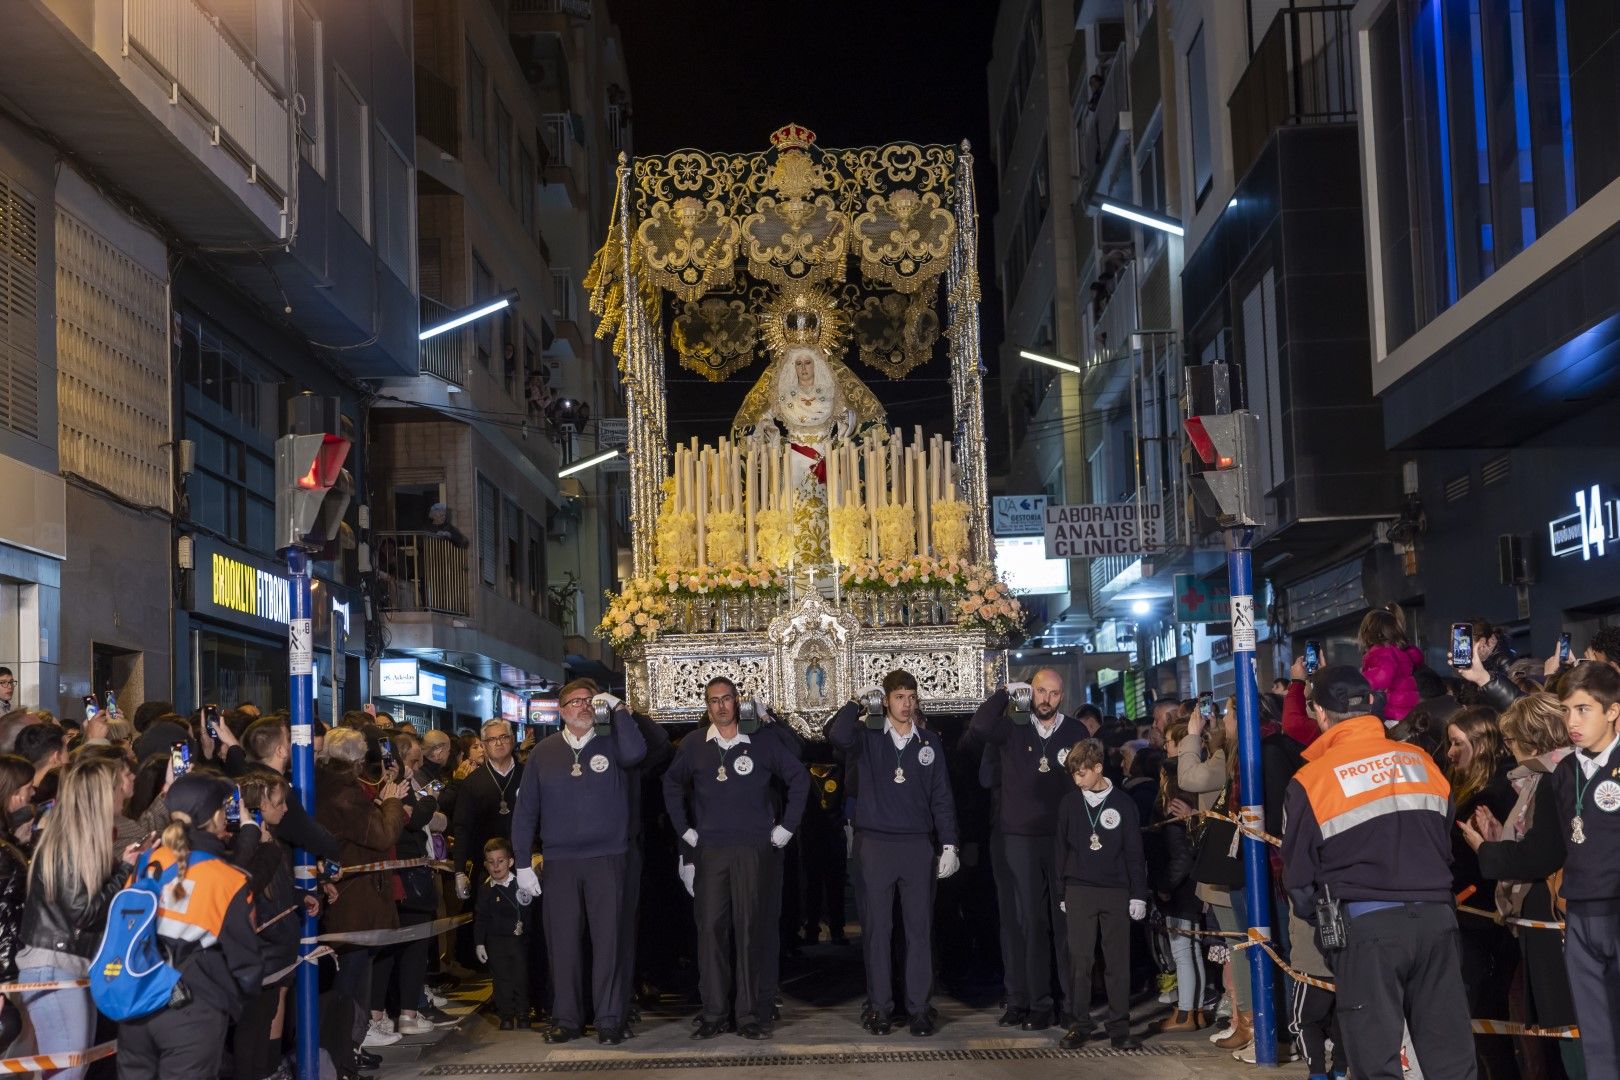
left=452, top=719, right=523, bottom=905
left=511, top=678, right=647, bottom=1044
left=0, top=667, right=15, bottom=713
left=663, top=676, right=808, bottom=1040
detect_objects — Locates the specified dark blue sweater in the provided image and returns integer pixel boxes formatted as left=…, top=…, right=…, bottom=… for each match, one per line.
left=828, top=702, right=958, bottom=847
left=662, top=724, right=809, bottom=849
left=1055, top=784, right=1147, bottom=900
left=510, top=706, right=648, bottom=863
left=969, top=688, right=1091, bottom=836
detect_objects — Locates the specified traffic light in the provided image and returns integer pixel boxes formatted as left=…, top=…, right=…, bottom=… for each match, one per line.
left=1184, top=410, right=1263, bottom=527
left=276, top=395, right=353, bottom=553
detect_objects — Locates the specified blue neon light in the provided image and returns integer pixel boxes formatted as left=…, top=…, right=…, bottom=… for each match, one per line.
left=1429, top=0, right=1459, bottom=305
left=1552, top=0, right=1577, bottom=216
left=1507, top=0, right=1536, bottom=243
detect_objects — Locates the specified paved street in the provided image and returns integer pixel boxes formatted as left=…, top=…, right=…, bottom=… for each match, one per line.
left=373, top=944, right=1263, bottom=1079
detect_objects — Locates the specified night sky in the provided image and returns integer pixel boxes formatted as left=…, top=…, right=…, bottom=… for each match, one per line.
left=611, top=0, right=1003, bottom=449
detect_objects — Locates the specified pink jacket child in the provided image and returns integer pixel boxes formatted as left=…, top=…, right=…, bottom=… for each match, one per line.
left=1361, top=643, right=1424, bottom=723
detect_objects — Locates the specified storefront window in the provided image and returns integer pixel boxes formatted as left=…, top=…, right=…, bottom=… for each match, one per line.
left=197, top=631, right=287, bottom=712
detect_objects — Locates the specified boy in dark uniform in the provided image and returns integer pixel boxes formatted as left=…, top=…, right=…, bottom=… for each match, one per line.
left=475, top=837, right=537, bottom=1029
left=1055, top=738, right=1146, bottom=1050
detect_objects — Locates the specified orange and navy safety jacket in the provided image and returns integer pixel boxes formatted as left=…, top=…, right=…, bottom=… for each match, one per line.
left=133, top=830, right=263, bottom=1018
left=1281, top=714, right=1455, bottom=920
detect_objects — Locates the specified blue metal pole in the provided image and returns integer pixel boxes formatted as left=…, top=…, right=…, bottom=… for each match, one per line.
left=287, top=548, right=321, bottom=1080
left=1226, top=527, right=1276, bottom=1066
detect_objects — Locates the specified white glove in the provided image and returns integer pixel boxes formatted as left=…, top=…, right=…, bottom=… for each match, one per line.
left=1129, top=900, right=1147, bottom=921
left=1060, top=900, right=1067, bottom=914
left=592, top=692, right=624, bottom=712
left=1005, top=681, right=1033, bottom=697
left=771, top=826, right=792, bottom=848
left=844, top=823, right=853, bottom=858
left=455, top=873, right=471, bottom=900
left=936, top=845, right=960, bottom=879
left=682, top=828, right=699, bottom=849
left=515, top=867, right=541, bottom=898
left=677, top=855, right=695, bottom=897
left=475, top=944, right=488, bottom=964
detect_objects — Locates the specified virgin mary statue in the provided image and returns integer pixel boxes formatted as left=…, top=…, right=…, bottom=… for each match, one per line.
left=733, top=343, right=886, bottom=494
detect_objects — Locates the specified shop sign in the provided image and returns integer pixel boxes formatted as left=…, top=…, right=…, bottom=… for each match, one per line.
left=212, top=552, right=290, bottom=624
left=1043, top=502, right=1163, bottom=559
left=378, top=658, right=420, bottom=698
left=1549, top=485, right=1619, bottom=561
left=390, top=669, right=446, bottom=708
left=1174, top=574, right=1229, bottom=623
left=528, top=697, right=559, bottom=726
left=993, top=495, right=1048, bottom=537
left=500, top=690, right=524, bottom=723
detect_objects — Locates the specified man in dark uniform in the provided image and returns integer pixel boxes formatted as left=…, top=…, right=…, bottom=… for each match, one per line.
left=452, top=719, right=522, bottom=900
left=749, top=694, right=805, bottom=1026
left=510, top=679, right=647, bottom=1045
left=967, top=669, right=1089, bottom=1029
left=618, top=698, right=674, bottom=1027
left=1282, top=667, right=1473, bottom=1080
left=829, top=669, right=959, bottom=1037
left=663, top=676, right=809, bottom=1040
left=799, top=743, right=847, bottom=945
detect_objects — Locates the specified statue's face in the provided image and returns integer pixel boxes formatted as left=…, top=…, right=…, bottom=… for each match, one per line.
left=795, top=353, right=815, bottom=387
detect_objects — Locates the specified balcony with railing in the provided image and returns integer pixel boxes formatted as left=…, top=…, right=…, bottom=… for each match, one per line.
left=415, top=64, right=459, bottom=156
left=1228, top=4, right=1356, bottom=182
left=606, top=104, right=629, bottom=153
left=1083, top=261, right=1137, bottom=409
left=511, top=0, right=592, bottom=35
left=374, top=532, right=472, bottom=617
left=1077, top=43, right=1129, bottom=196
left=418, top=297, right=469, bottom=386
left=0, top=0, right=294, bottom=242
left=539, top=112, right=586, bottom=206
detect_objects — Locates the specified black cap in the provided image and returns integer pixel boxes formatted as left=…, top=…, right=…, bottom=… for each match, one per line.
left=166, top=773, right=233, bottom=825
left=1307, top=666, right=1375, bottom=715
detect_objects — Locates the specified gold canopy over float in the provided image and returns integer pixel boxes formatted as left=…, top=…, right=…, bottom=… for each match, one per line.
left=585, top=125, right=1013, bottom=731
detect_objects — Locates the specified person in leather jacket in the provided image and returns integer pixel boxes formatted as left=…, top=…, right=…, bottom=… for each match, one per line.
left=0, top=753, right=34, bottom=1052
left=15, top=752, right=144, bottom=1080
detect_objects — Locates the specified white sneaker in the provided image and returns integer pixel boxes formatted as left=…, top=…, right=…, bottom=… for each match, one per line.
left=396, top=1013, right=434, bottom=1036
left=362, top=1018, right=403, bottom=1047
left=424, top=987, right=449, bottom=1008
left=1209, top=1022, right=1236, bottom=1044
left=1157, top=989, right=1177, bottom=1004
left=1234, top=1042, right=1296, bottom=1064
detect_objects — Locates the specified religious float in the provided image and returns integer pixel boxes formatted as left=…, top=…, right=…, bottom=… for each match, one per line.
left=586, top=124, right=1018, bottom=735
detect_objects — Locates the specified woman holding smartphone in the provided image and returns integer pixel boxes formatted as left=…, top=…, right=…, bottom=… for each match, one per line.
left=14, top=755, right=146, bottom=1079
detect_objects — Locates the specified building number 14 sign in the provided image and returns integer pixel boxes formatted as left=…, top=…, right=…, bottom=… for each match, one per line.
left=1549, top=484, right=1618, bottom=561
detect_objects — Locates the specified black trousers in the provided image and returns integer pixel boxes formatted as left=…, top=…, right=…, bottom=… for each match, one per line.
left=1567, top=902, right=1620, bottom=1077
left=1331, top=903, right=1475, bottom=1080
left=617, top=837, right=643, bottom=1019
left=486, top=933, right=530, bottom=1020
left=372, top=907, right=434, bottom=1014
left=1290, top=981, right=1343, bottom=1075
left=754, top=845, right=784, bottom=1021
left=116, top=1000, right=229, bottom=1080
left=1063, top=884, right=1131, bottom=1038
left=233, top=984, right=284, bottom=1080
left=1004, top=832, right=1070, bottom=1014
left=695, top=844, right=768, bottom=1026
left=858, top=833, right=935, bottom=1016
left=989, top=826, right=1022, bottom=1006
left=543, top=854, right=626, bottom=1031
left=801, top=821, right=847, bottom=939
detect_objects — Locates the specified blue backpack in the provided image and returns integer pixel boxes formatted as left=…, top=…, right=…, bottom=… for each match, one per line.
left=90, top=850, right=215, bottom=1021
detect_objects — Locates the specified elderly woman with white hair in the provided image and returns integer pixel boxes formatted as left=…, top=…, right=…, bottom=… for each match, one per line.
left=315, top=727, right=410, bottom=1066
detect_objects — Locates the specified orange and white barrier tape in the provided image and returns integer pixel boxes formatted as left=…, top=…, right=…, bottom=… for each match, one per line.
left=264, top=944, right=336, bottom=984
left=1144, top=808, right=1282, bottom=847
left=1253, top=939, right=1336, bottom=993
left=1470, top=1019, right=1579, bottom=1038
left=337, top=856, right=455, bottom=876
left=0, top=978, right=88, bottom=994
left=1457, top=904, right=1566, bottom=931
left=302, top=911, right=471, bottom=948
left=0, top=1040, right=117, bottom=1072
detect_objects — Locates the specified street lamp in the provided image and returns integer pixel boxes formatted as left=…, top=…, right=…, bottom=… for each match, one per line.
left=1018, top=349, right=1082, bottom=374
left=1088, top=195, right=1185, bottom=237
left=419, top=289, right=520, bottom=340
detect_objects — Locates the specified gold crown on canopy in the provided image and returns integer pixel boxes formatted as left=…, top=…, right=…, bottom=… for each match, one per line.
left=769, top=123, right=817, bottom=152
